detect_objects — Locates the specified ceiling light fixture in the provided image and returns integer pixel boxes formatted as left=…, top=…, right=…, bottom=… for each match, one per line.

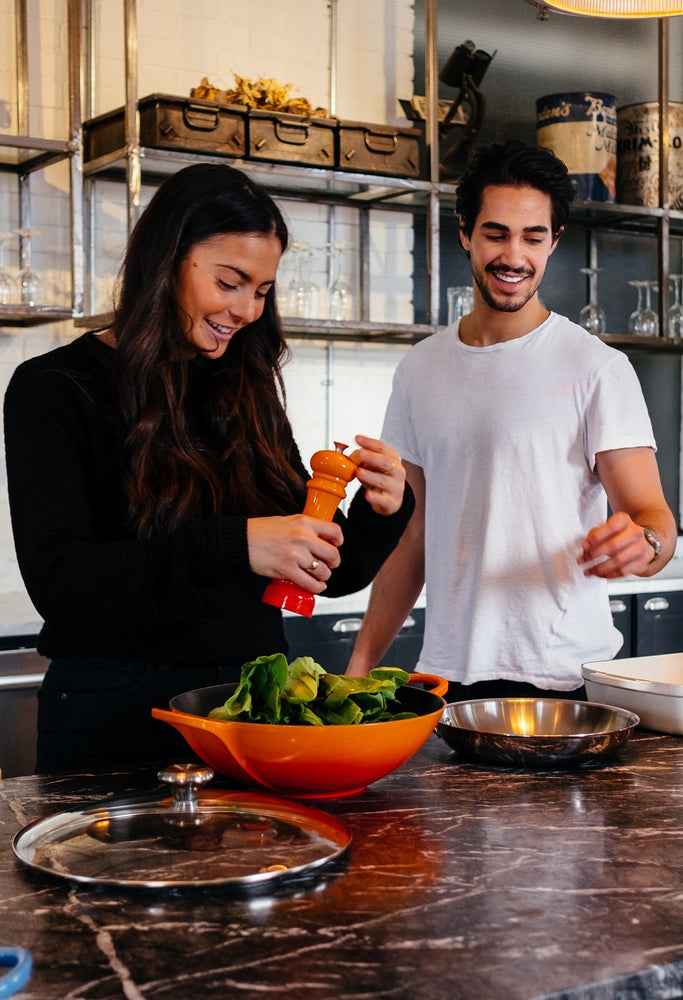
left=525, top=0, right=683, bottom=15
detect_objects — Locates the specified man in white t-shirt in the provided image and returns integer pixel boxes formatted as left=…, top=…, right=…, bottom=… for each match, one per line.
left=347, top=139, right=677, bottom=699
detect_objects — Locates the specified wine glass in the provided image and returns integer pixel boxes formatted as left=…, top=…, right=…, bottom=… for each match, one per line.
left=327, top=241, right=354, bottom=321
left=578, top=267, right=606, bottom=336
left=627, top=280, right=647, bottom=334
left=447, top=286, right=474, bottom=325
left=15, top=227, right=43, bottom=308
left=300, top=243, right=319, bottom=319
left=627, top=279, right=659, bottom=336
left=668, top=274, right=683, bottom=344
left=0, top=232, right=16, bottom=306
left=639, top=280, right=659, bottom=337
left=282, top=241, right=308, bottom=318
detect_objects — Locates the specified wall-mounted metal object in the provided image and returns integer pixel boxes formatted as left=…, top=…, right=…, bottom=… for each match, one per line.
left=437, top=39, right=496, bottom=182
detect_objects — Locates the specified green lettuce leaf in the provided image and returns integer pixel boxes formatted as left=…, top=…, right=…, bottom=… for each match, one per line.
left=283, top=656, right=326, bottom=704
left=208, top=657, right=415, bottom=726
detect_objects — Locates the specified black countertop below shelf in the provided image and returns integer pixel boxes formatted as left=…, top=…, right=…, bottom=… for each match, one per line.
left=1, top=731, right=683, bottom=1000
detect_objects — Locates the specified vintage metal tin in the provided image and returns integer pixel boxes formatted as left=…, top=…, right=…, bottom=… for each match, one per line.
left=247, top=111, right=337, bottom=169
left=337, top=120, right=423, bottom=177
left=616, top=101, right=683, bottom=209
left=83, top=93, right=247, bottom=161
left=536, top=91, right=617, bottom=202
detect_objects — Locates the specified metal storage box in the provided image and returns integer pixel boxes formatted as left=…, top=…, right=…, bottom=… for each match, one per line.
left=337, top=120, right=423, bottom=177
left=247, top=111, right=336, bottom=168
left=83, top=93, right=247, bottom=162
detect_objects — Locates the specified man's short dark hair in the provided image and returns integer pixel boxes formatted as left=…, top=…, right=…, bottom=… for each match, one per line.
left=455, top=139, right=576, bottom=242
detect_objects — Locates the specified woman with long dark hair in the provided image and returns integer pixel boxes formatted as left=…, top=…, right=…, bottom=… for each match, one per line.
left=4, top=163, right=414, bottom=773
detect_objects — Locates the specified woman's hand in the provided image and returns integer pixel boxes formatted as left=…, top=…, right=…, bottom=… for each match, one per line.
left=351, top=434, right=406, bottom=516
left=247, top=514, right=343, bottom=593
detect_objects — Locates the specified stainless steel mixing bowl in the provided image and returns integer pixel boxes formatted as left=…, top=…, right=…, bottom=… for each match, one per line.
left=436, top=697, right=639, bottom=768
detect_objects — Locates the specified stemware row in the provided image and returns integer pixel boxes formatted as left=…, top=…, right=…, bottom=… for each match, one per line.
left=278, top=240, right=354, bottom=322
left=578, top=268, right=683, bottom=342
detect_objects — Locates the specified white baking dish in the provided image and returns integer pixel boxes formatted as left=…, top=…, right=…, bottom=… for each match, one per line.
left=582, top=653, right=683, bottom=735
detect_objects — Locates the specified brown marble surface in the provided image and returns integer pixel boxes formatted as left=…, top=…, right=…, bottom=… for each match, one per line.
left=1, top=730, right=683, bottom=999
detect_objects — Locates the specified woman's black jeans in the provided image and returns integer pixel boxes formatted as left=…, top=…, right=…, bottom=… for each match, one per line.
left=36, top=655, right=240, bottom=774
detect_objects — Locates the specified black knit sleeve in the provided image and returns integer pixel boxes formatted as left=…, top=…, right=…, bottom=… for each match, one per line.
left=3, top=348, right=254, bottom=633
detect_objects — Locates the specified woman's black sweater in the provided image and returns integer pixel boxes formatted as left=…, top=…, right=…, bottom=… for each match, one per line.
left=4, top=333, right=414, bottom=670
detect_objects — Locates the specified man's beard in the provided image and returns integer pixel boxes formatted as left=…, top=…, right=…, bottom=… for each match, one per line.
left=472, top=264, right=541, bottom=314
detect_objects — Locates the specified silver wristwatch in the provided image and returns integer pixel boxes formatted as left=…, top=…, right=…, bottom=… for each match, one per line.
left=642, top=526, right=662, bottom=562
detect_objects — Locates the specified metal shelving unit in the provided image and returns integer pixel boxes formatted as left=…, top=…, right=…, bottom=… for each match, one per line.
left=74, top=0, right=448, bottom=341
left=4, top=1, right=683, bottom=350
left=0, top=0, right=84, bottom=327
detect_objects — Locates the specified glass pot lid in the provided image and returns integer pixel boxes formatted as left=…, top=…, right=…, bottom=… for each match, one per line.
left=12, top=764, right=352, bottom=890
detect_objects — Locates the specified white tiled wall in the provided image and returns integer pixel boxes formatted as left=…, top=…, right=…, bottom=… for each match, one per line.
left=0, top=0, right=416, bottom=617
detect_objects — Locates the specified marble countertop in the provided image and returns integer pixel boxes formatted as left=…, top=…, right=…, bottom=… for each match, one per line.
left=2, top=730, right=683, bottom=999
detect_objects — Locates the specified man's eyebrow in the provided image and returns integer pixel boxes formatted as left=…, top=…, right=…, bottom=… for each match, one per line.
left=480, top=221, right=550, bottom=235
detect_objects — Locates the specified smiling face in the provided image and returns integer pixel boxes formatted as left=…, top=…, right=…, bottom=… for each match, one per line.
left=176, top=232, right=283, bottom=358
left=459, top=183, right=560, bottom=318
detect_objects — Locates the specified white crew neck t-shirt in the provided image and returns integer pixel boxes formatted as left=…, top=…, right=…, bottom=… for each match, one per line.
left=382, top=312, right=656, bottom=689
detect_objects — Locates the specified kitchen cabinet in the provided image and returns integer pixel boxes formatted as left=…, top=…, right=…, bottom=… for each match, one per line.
left=0, top=647, right=46, bottom=778
left=610, top=594, right=634, bottom=658
left=635, top=590, right=683, bottom=655
left=610, top=590, right=683, bottom=658
left=284, top=608, right=425, bottom=674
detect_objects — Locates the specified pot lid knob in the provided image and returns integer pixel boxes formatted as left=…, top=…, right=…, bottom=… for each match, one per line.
left=158, top=762, right=215, bottom=811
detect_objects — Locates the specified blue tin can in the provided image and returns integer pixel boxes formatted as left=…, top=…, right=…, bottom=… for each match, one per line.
left=536, top=91, right=617, bottom=202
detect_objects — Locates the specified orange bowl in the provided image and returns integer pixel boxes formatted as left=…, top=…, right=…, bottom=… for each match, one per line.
left=151, top=673, right=448, bottom=798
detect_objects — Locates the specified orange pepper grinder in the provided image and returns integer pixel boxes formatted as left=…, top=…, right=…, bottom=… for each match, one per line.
left=261, top=441, right=358, bottom=617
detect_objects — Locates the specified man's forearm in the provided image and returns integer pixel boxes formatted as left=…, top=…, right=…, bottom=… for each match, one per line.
left=345, top=537, right=425, bottom=676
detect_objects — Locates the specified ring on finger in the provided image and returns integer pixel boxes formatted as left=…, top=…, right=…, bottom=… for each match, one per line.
left=307, top=560, right=319, bottom=573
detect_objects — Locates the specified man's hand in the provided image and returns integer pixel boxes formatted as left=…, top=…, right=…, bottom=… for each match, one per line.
left=351, top=435, right=406, bottom=516
left=584, top=446, right=677, bottom=578
left=578, top=511, right=660, bottom=578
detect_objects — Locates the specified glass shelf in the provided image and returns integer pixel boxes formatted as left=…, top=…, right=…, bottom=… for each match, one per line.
left=74, top=311, right=436, bottom=344
left=82, top=144, right=437, bottom=209
left=283, top=318, right=435, bottom=342
left=71, top=318, right=683, bottom=349
left=600, top=333, right=683, bottom=353
left=571, top=198, right=683, bottom=237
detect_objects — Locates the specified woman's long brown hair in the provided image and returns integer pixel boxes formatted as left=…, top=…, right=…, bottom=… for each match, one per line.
left=111, top=163, right=306, bottom=539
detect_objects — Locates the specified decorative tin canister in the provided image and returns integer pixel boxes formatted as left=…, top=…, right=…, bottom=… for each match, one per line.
left=616, top=102, right=683, bottom=209
left=536, top=91, right=617, bottom=202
